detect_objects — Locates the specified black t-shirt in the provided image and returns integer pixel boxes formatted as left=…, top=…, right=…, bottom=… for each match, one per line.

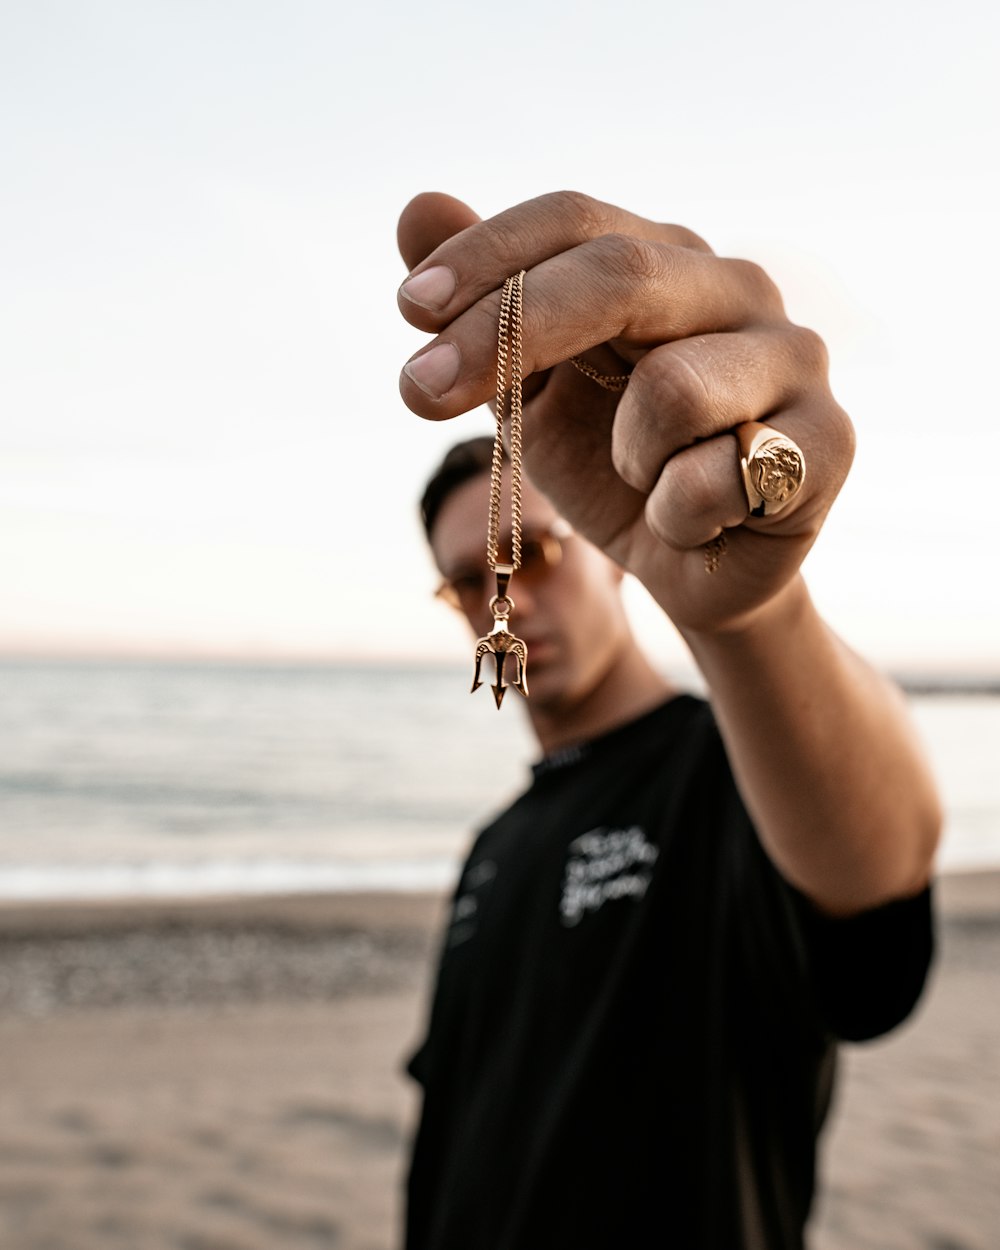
left=405, top=695, right=933, bottom=1250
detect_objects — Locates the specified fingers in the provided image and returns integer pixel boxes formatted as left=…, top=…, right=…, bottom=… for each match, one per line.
left=400, top=237, right=785, bottom=418
left=644, top=435, right=750, bottom=548
left=397, top=192, right=482, bottom=272
left=611, top=326, right=829, bottom=493
left=399, top=190, right=712, bottom=328
left=643, top=398, right=855, bottom=550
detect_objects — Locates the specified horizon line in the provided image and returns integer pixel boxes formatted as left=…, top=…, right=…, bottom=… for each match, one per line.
left=0, top=648, right=998, bottom=694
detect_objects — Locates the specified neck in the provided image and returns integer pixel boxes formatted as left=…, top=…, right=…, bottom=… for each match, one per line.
left=525, top=638, right=675, bottom=757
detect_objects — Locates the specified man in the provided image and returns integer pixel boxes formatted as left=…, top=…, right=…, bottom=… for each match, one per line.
left=396, top=191, right=942, bottom=1249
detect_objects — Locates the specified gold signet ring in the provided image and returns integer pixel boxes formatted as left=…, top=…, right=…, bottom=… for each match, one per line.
left=736, top=422, right=806, bottom=518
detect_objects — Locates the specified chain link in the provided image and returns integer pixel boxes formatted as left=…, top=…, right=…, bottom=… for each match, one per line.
left=568, top=354, right=632, bottom=392
left=488, top=271, right=525, bottom=571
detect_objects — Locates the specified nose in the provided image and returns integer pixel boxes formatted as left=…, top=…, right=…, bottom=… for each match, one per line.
left=505, top=577, right=537, bottom=621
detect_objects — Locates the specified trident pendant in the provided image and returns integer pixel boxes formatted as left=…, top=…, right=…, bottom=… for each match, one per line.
left=471, top=565, right=529, bottom=709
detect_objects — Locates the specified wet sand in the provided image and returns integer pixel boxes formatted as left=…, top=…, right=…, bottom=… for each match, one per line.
left=0, top=875, right=997, bottom=1250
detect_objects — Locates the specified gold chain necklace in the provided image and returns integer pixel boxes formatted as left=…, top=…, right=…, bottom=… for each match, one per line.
left=471, top=271, right=530, bottom=708
left=568, top=355, right=631, bottom=391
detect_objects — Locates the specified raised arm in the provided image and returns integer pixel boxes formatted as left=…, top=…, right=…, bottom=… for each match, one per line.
left=396, top=190, right=942, bottom=916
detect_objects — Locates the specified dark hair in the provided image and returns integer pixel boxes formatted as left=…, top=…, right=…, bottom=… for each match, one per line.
left=420, top=436, right=504, bottom=541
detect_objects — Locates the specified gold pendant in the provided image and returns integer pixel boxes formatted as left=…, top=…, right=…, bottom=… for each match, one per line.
left=471, top=565, right=529, bottom=708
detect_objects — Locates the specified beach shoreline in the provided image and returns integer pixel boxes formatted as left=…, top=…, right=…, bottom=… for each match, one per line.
left=1, top=874, right=997, bottom=1249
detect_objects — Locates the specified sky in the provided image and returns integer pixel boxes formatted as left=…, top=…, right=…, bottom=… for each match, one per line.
left=1, top=0, right=998, bottom=671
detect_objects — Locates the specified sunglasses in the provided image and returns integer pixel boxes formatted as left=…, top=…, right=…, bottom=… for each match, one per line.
left=435, top=519, right=573, bottom=614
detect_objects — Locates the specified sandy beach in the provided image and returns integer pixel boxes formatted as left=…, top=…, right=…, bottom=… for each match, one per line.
left=1, top=874, right=997, bottom=1250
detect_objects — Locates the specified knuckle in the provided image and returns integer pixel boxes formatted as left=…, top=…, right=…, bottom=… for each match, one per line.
left=477, top=213, right=518, bottom=256
left=540, top=190, right=610, bottom=238
left=786, top=325, right=829, bottom=376
left=593, top=233, right=663, bottom=293
left=726, top=258, right=784, bottom=316
left=663, top=223, right=714, bottom=254
left=645, top=349, right=711, bottom=428
left=827, top=402, right=857, bottom=471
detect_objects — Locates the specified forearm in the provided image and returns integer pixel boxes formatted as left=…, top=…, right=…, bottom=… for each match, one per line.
left=677, top=576, right=943, bottom=916
left=395, top=190, right=943, bottom=912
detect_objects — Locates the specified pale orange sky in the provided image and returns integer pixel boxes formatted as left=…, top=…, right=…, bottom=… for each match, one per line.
left=1, top=1, right=997, bottom=671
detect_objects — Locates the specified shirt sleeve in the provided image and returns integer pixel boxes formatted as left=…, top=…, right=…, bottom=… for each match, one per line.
left=696, top=700, right=936, bottom=1047
left=786, top=881, right=935, bottom=1042
left=709, top=702, right=937, bottom=1046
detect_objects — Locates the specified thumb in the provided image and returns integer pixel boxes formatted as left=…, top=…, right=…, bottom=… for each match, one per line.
left=397, top=192, right=481, bottom=271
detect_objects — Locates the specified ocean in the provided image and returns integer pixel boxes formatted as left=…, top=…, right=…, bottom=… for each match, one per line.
left=0, top=660, right=997, bottom=901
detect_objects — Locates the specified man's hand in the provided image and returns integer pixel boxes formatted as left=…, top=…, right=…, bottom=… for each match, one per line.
left=397, top=191, right=855, bottom=635
left=398, top=190, right=941, bottom=915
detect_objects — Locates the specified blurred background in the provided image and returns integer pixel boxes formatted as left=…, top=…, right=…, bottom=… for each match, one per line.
left=1, top=2, right=997, bottom=1248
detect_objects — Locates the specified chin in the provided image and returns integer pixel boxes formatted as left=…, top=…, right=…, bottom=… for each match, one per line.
left=525, top=666, right=594, bottom=714
left=520, top=662, right=562, bottom=707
